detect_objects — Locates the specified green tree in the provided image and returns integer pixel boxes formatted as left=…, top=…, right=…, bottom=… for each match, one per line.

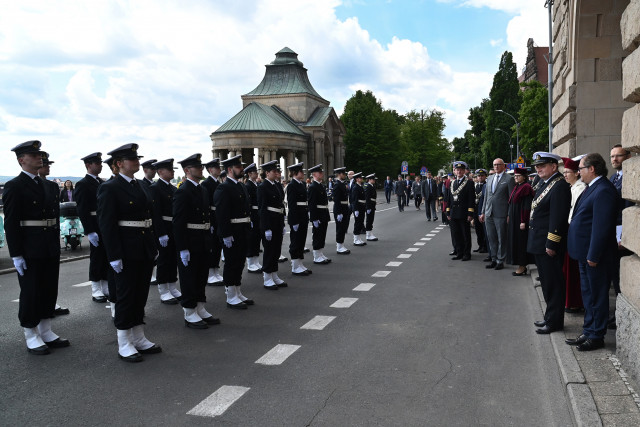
left=518, top=80, right=549, bottom=160
left=468, top=99, right=490, bottom=168
left=399, top=109, right=451, bottom=175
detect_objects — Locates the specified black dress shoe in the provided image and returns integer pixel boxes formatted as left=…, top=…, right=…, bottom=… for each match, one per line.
left=486, top=261, right=497, bottom=269
left=201, top=316, right=221, bottom=325
left=54, top=307, right=70, bottom=316
left=461, top=255, right=471, bottom=261
left=353, top=242, right=366, bottom=247
left=303, top=248, right=310, bottom=253
left=119, top=352, right=143, bottom=362
left=607, top=316, right=617, bottom=330
left=240, top=299, right=255, bottom=305
left=494, top=263, right=504, bottom=270
left=337, top=250, right=351, bottom=255
left=184, top=319, right=209, bottom=329
left=276, top=282, right=288, bottom=288
left=451, top=255, right=462, bottom=260
left=27, top=345, right=50, bottom=355
left=534, top=320, right=546, bottom=327
left=478, top=248, right=488, bottom=253
left=247, top=268, right=263, bottom=274
left=92, top=296, right=108, bottom=303
left=227, top=301, right=249, bottom=309
left=576, top=338, right=605, bottom=351
left=483, top=256, right=492, bottom=262
left=314, top=259, right=331, bottom=264
left=138, top=344, right=163, bottom=354
left=278, top=257, right=289, bottom=263
left=565, top=334, right=588, bottom=346
left=512, top=268, right=528, bottom=276
left=263, top=285, right=279, bottom=290
left=449, top=251, right=457, bottom=256
left=44, top=337, right=70, bottom=348
left=292, top=271, right=311, bottom=276
left=535, top=325, right=563, bottom=334
left=161, top=298, right=179, bottom=305
left=564, top=307, right=584, bottom=313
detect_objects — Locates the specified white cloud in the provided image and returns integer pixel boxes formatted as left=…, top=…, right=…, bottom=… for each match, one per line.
left=490, top=38, right=503, bottom=47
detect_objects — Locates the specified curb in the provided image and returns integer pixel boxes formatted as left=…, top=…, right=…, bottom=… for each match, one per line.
left=0, top=254, right=90, bottom=276
left=530, top=266, right=603, bottom=427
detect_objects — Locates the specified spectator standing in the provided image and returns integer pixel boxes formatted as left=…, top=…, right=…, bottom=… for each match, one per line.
left=404, top=176, right=412, bottom=207
left=412, top=176, right=422, bottom=210
left=60, top=180, right=74, bottom=202
left=421, top=172, right=439, bottom=221
left=506, top=168, right=534, bottom=276
left=384, top=176, right=393, bottom=203
left=473, top=169, right=488, bottom=253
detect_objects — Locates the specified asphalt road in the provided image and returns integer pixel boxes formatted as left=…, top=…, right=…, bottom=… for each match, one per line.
left=0, top=199, right=572, bottom=426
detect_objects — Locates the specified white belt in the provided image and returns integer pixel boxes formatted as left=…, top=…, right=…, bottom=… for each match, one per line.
left=296, top=202, right=308, bottom=206
left=369, top=198, right=376, bottom=202
left=20, top=219, right=57, bottom=227
left=316, top=205, right=328, bottom=209
left=162, top=216, right=173, bottom=221
left=230, top=217, right=251, bottom=224
left=118, top=219, right=153, bottom=228
left=252, top=205, right=258, bottom=210
left=186, top=222, right=210, bottom=230
left=210, top=206, right=216, bottom=211
left=267, top=207, right=284, bottom=214
left=340, top=201, right=349, bottom=205
left=357, top=199, right=366, bottom=203
left=90, top=211, right=97, bottom=216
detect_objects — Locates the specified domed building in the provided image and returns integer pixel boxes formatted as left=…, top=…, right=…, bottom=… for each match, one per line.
left=210, top=47, right=345, bottom=172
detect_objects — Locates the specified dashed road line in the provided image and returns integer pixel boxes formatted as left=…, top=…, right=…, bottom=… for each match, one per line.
left=255, top=344, right=301, bottom=365
left=386, top=261, right=402, bottom=267
left=426, top=234, right=436, bottom=237
left=330, top=297, right=359, bottom=308
left=372, top=270, right=391, bottom=277
left=11, top=299, right=19, bottom=303
left=353, top=283, right=376, bottom=291
left=422, top=238, right=432, bottom=241
left=397, top=254, right=412, bottom=258
left=187, top=385, right=250, bottom=418
left=414, top=242, right=425, bottom=246
left=72, top=281, right=92, bottom=287
left=301, top=315, right=336, bottom=330
left=406, top=248, right=419, bottom=252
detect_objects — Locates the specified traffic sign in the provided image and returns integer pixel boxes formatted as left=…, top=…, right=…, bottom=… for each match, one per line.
left=420, top=166, right=427, bottom=176
left=516, top=156, right=525, bottom=164
left=401, top=161, right=409, bottom=174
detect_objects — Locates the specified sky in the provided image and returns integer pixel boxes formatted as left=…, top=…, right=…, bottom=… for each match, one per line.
left=0, top=0, right=549, bottom=177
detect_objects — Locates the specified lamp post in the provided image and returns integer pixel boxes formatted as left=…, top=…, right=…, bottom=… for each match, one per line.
left=495, top=128, right=513, bottom=164
left=544, top=0, right=554, bottom=153
left=496, top=109, right=520, bottom=160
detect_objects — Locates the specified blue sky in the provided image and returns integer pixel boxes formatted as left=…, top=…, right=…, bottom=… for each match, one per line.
left=0, top=0, right=548, bottom=177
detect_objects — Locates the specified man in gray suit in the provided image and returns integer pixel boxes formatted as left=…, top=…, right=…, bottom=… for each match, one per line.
left=421, top=171, right=439, bottom=221
left=479, top=158, right=514, bottom=270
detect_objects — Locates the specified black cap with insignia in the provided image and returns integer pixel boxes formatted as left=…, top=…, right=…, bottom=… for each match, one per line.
left=221, top=154, right=243, bottom=168
left=41, top=151, right=54, bottom=165
left=334, top=167, right=346, bottom=174
left=453, top=160, right=468, bottom=170
left=153, top=159, right=177, bottom=170
left=475, top=168, right=488, bottom=176
left=243, top=163, right=258, bottom=174
left=308, top=164, right=323, bottom=173
left=205, top=158, right=221, bottom=169
left=11, top=140, right=42, bottom=157
left=366, top=173, right=376, bottom=180
left=287, top=162, right=304, bottom=173
left=352, top=172, right=363, bottom=179
left=81, top=152, right=102, bottom=163
left=107, top=143, right=142, bottom=160
left=260, top=160, right=279, bottom=172
left=141, top=159, right=158, bottom=169
left=178, top=153, right=202, bottom=168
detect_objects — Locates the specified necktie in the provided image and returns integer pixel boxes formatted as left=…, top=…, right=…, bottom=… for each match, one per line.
left=492, top=175, right=499, bottom=193
left=33, top=176, right=40, bottom=185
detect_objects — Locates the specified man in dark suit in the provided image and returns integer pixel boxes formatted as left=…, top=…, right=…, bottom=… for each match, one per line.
left=97, top=143, right=160, bottom=362
left=404, top=177, right=412, bottom=207
left=364, top=174, right=378, bottom=241
left=140, top=159, right=157, bottom=187
left=286, top=162, right=311, bottom=275
left=308, top=164, right=332, bottom=264
left=3, top=141, right=70, bottom=355
left=75, top=152, right=110, bottom=303
left=384, top=176, right=393, bottom=203
left=421, top=171, right=439, bottom=221
left=446, top=161, right=475, bottom=261
left=149, top=159, right=181, bottom=305
left=173, top=154, right=221, bottom=329
left=394, top=175, right=406, bottom=212
left=350, top=172, right=367, bottom=246
left=333, top=167, right=351, bottom=254
left=527, top=152, right=571, bottom=335
left=566, top=153, right=618, bottom=350
left=201, top=159, right=225, bottom=283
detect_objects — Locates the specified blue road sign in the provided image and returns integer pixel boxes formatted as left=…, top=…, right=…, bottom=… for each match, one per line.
left=401, top=164, right=408, bottom=174
left=420, top=166, right=427, bottom=176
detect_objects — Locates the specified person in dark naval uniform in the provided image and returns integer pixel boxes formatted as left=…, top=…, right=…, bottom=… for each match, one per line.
left=149, top=158, right=181, bottom=304
left=75, top=152, right=110, bottom=304
left=4, top=141, right=70, bottom=355
left=140, top=159, right=157, bottom=187
left=243, top=163, right=263, bottom=274
left=364, top=174, right=378, bottom=241
left=275, top=166, right=290, bottom=263
left=332, top=167, right=351, bottom=254
left=286, top=162, right=312, bottom=276
left=473, top=169, right=488, bottom=253
left=214, top=155, right=254, bottom=308
left=307, top=164, right=331, bottom=264
left=97, top=143, right=161, bottom=362
left=201, top=158, right=225, bottom=284
left=446, top=161, right=475, bottom=261
left=173, top=154, right=220, bottom=329
left=258, top=160, right=288, bottom=289
left=527, top=152, right=571, bottom=335
left=350, top=172, right=367, bottom=246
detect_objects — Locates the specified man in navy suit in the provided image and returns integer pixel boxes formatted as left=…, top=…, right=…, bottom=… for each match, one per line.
left=566, top=153, right=618, bottom=351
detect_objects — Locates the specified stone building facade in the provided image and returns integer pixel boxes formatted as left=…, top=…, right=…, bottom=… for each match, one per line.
left=210, top=48, right=345, bottom=174
left=518, top=38, right=549, bottom=85
left=552, top=0, right=640, bottom=382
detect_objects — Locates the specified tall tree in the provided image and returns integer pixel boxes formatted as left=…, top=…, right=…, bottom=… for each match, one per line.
left=518, top=80, right=549, bottom=160
left=399, top=109, right=451, bottom=175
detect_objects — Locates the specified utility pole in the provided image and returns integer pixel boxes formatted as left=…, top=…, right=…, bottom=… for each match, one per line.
left=545, top=0, right=554, bottom=153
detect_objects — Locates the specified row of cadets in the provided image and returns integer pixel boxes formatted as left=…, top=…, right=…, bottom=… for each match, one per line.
left=307, top=164, right=332, bottom=264
left=286, top=162, right=312, bottom=275
left=364, top=173, right=379, bottom=241
left=349, top=172, right=367, bottom=246
left=332, top=167, right=351, bottom=254
left=243, top=162, right=263, bottom=274
left=201, top=158, right=225, bottom=284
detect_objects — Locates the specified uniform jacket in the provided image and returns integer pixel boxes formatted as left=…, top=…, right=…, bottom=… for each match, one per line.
left=394, top=180, right=406, bottom=196
left=149, top=178, right=176, bottom=239
left=482, top=173, right=515, bottom=218
left=475, top=182, right=486, bottom=216
left=243, top=179, right=260, bottom=227
left=446, top=176, right=475, bottom=219
left=332, top=179, right=351, bottom=216
left=258, top=179, right=285, bottom=233
left=141, top=177, right=154, bottom=188
left=308, top=180, right=330, bottom=223
left=350, top=183, right=366, bottom=214
left=286, top=178, right=309, bottom=226
left=96, top=175, right=157, bottom=261
left=364, top=183, right=377, bottom=211
left=213, top=178, right=251, bottom=239
left=74, top=174, right=102, bottom=235
left=568, top=177, right=618, bottom=263
left=526, top=172, right=571, bottom=254
left=421, top=178, right=438, bottom=200
left=172, top=180, right=211, bottom=253
left=201, top=176, right=221, bottom=231
left=2, top=173, right=61, bottom=259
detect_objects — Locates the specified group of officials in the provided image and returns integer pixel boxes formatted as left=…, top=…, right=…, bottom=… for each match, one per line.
left=3, top=140, right=382, bottom=361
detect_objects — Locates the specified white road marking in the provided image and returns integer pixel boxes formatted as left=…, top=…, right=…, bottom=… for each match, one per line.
left=406, top=248, right=420, bottom=252
left=372, top=270, right=391, bottom=277
left=72, top=281, right=92, bottom=287
left=187, top=385, right=250, bottom=418
left=426, top=234, right=436, bottom=237
left=353, top=283, right=376, bottom=291
left=255, top=344, right=301, bottom=365
left=431, top=230, right=440, bottom=233
left=12, top=299, right=19, bottom=302
left=420, top=237, right=430, bottom=240
left=414, top=242, right=426, bottom=246
left=397, top=254, right=412, bottom=258
left=330, top=297, right=358, bottom=308
left=301, top=315, right=336, bottom=330
left=386, top=261, right=402, bottom=267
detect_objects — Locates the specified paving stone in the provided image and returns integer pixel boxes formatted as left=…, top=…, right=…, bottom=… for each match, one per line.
left=594, top=395, right=638, bottom=414
left=601, top=412, right=640, bottom=426
left=590, top=380, right=633, bottom=397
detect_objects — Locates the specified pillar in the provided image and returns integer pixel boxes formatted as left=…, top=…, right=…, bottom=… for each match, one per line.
left=286, top=150, right=295, bottom=169
left=300, top=151, right=308, bottom=168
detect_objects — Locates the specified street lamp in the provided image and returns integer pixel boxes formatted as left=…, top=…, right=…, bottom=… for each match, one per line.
left=495, top=128, right=513, bottom=164
left=544, top=0, right=554, bottom=153
left=496, top=109, right=520, bottom=160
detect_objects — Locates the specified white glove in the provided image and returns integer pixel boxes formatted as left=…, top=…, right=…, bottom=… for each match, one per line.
left=283, top=226, right=286, bottom=235
left=292, top=224, right=299, bottom=232
left=110, top=259, right=123, bottom=273
left=180, top=249, right=190, bottom=266
left=210, top=226, right=215, bottom=234
left=158, top=235, right=169, bottom=247
left=12, top=256, right=27, bottom=276
left=223, top=236, right=234, bottom=248
left=265, top=230, right=272, bottom=241
left=88, top=232, right=100, bottom=247
left=337, top=214, right=343, bottom=222
left=354, top=211, right=359, bottom=218
left=366, top=209, right=371, bottom=215
left=154, top=251, right=159, bottom=261
left=250, top=221, right=253, bottom=229
left=313, top=220, right=319, bottom=228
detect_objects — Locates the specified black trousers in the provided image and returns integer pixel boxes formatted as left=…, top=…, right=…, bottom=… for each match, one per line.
left=245, top=222, right=261, bottom=258
left=450, top=218, right=471, bottom=257
left=289, top=222, right=308, bottom=259
left=262, top=230, right=284, bottom=273
left=414, top=195, right=422, bottom=208
left=385, top=189, right=392, bottom=203
left=209, top=235, right=223, bottom=269
left=425, top=198, right=437, bottom=220
left=114, top=258, right=154, bottom=330
left=353, top=207, right=365, bottom=235
left=107, top=268, right=117, bottom=303
left=475, top=216, right=486, bottom=249
left=312, top=221, right=328, bottom=250
left=156, top=237, right=178, bottom=284
left=335, top=213, right=350, bottom=244
left=397, top=195, right=405, bottom=211
left=89, top=240, right=109, bottom=282
left=365, top=210, right=375, bottom=231
left=535, top=252, right=566, bottom=329
left=177, top=250, right=209, bottom=308
left=18, top=256, right=59, bottom=328
left=222, top=228, right=248, bottom=286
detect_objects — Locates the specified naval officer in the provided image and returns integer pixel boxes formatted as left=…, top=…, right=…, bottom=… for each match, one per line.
left=286, top=162, right=312, bottom=275
left=350, top=172, right=367, bottom=246
left=201, top=158, right=225, bottom=284
left=140, top=159, right=157, bottom=187
left=446, top=161, right=475, bottom=261
left=364, top=174, right=378, bottom=241
left=332, top=167, right=351, bottom=254
left=307, top=164, right=331, bottom=264
left=243, top=163, right=263, bottom=274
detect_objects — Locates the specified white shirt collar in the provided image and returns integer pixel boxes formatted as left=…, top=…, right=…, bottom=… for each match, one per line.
left=618, top=170, right=624, bottom=177
left=119, top=173, right=134, bottom=183
left=22, top=170, right=37, bottom=179
left=187, top=178, right=199, bottom=187
left=160, top=178, right=171, bottom=185
left=88, top=173, right=100, bottom=181
left=226, top=176, right=238, bottom=184
left=589, top=175, right=603, bottom=186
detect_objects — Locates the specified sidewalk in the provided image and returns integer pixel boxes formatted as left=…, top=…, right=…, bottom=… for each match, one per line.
left=529, top=265, right=640, bottom=426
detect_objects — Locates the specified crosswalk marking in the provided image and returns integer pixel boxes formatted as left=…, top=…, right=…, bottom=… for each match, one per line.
left=372, top=270, right=391, bottom=277
left=301, top=315, right=336, bottom=330
left=255, top=344, right=301, bottom=365
left=353, top=283, right=376, bottom=291
left=426, top=234, right=436, bottom=237
left=423, top=238, right=432, bottom=241
left=330, top=297, right=359, bottom=308
left=72, top=282, right=92, bottom=287
left=397, top=254, right=412, bottom=258
left=187, top=385, right=250, bottom=418
left=414, top=242, right=425, bottom=246
left=406, top=248, right=419, bottom=252
left=386, top=261, right=402, bottom=267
